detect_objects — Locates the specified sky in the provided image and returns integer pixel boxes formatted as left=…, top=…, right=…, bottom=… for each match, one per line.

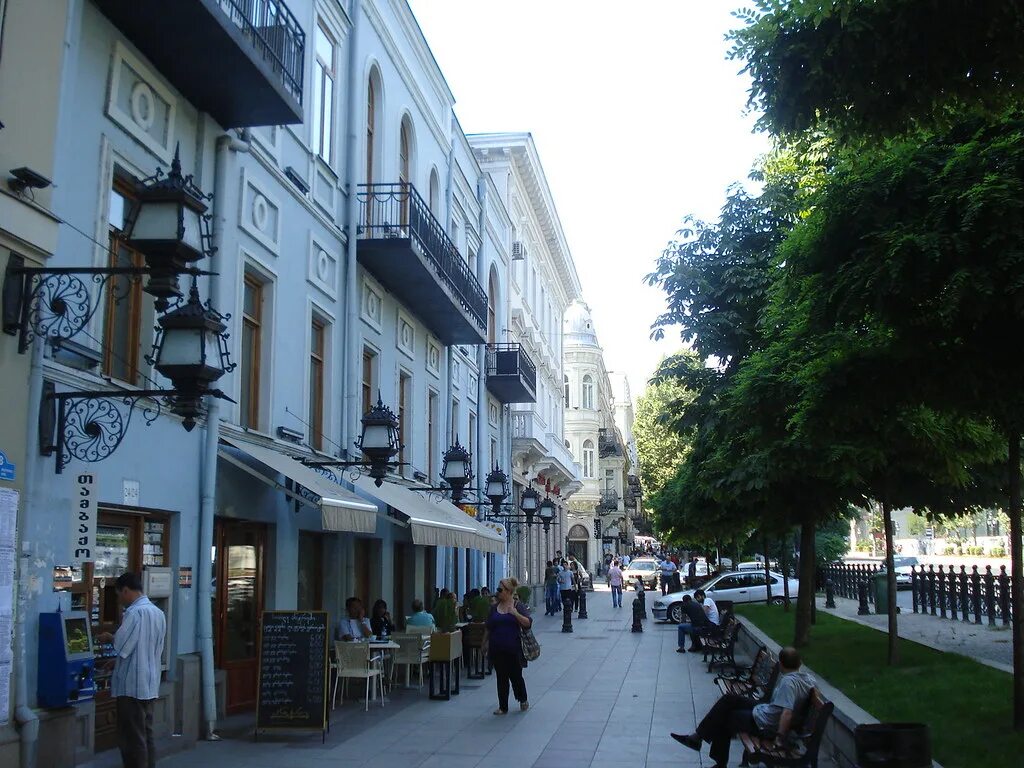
left=408, top=0, right=771, bottom=398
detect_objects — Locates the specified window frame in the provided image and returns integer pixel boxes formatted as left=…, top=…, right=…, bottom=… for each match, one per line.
left=312, top=20, right=337, bottom=163
left=361, top=345, right=378, bottom=416
left=398, top=370, right=412, bottom=476
left=309, top=316, right=326, bottom=450
left=103, top=175, right=146, bottom=385
left=582, top=439, right=595, bottom=478
left=240, top=273, right=264, bottom=430
left=582, top=375, right=595, bottom=410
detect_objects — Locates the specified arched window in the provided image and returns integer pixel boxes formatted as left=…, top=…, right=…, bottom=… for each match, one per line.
left=399, top=116, right=412, bottom=226
left=582, top=439, right=595, bottom=478
left=568, top=524, right=589, bottom=540
left=582, top=374, right=595, bottom=410
left=365, top=70, right=381, bottom=229
left=487, top=270, right=498, bottom=344
left=563, top=374, right=570, bottom=408
left=428, top=168, right=440, bottom=215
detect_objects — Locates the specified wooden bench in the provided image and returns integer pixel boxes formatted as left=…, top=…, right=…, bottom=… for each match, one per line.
left=701, top=616, right=741, bottom=673
left=739, top=688, right=834, bottom=768
left=715, top=646, right=779, bottom=702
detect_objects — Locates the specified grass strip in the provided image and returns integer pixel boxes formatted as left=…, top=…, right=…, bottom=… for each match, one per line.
left=734, top=604, right=1021, bottom=768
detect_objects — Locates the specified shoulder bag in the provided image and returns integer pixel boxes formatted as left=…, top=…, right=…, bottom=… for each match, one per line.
left=517, top=602, right=541, bottom=662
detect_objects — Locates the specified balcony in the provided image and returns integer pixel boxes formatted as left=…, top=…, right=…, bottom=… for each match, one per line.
left=486, top=343, right=537, bottom=404
left=94, top=0, right=304, bottom=127
left=596, top=490, right=620, bottom=514
left=357, top=184, right=487, bottom=345
left=598, top=427, right=624, bottom=459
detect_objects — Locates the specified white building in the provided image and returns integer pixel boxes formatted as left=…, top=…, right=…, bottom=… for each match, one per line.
left=563, top=300, right=632, bottom=569
left=471, top=133, right=584, bottom=586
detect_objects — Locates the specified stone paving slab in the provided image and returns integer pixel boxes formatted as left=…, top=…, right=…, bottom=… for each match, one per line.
left=111, top=589, right=838, bottom=768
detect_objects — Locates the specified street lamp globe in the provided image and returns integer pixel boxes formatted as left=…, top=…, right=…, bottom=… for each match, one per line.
left=520, top=485, right=540, bottom=523
left=125, top=145, right=213, bottom=310
left=485, top=464, right=509, bottom=510
left=357, top=396, right=400, bottom=486
left=538, top=496, right=555, bottom=532
left=147, top=282, right=233, bottom=432
left=441, top=439, right=473, bottom=503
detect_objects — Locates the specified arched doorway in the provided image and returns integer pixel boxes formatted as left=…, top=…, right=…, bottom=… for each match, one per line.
left=568, top=523, right=590, bottom=568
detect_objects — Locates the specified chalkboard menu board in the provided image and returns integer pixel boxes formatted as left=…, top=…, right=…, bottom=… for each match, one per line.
left=256, top=611, right=329, bottom=736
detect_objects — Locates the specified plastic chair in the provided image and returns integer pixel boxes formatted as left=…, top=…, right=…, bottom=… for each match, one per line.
left=390, top=633, right=431, bottom=689
left=333, top=641, right=385, bottom=711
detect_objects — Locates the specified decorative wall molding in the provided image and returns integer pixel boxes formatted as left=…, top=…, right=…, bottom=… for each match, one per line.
left=307, top=232, right=339, bottom=298
left=239, top=168, right=281, bottom=255
left=105, top=42, right=177, bottom=163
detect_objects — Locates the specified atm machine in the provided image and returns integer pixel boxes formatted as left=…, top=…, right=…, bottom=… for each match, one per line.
left=143, top=566, right=173, bottom=670
left=37, top=611, right=97, bottom=707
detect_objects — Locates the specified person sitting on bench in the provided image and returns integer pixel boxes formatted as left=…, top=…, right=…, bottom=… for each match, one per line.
left=675, top=594, right=711, bottom=653
left=671, top=646, right=815, bottom=768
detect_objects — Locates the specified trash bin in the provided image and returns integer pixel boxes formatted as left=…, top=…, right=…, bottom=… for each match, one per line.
left=872, top=572, right=889, bottom=615
left=855, top=723, right=931, bottom=767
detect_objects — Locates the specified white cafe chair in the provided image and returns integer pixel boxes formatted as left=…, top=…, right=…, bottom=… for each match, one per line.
left=333, top=641, right=385, bottom=711
left=391, top=633, right=431, bottom=689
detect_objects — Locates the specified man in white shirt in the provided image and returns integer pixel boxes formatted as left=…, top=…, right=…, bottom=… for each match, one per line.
left=96, top=572, right=166, bottom=768
left=336, top=597, right=373, bottom=640
left=695, top=589, right=720, bottom=625
left=659, top=558, right=677, bottom=595
left=621, top=553, right=631, bottom=568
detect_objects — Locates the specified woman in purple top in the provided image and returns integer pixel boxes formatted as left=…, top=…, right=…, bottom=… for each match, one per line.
left=485, top=576, right=533, bottom=714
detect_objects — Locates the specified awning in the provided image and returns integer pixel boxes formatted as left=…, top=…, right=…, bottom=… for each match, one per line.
left=352, top=475, right=505, bottom=554
left=219, top=438, right=379, bottom=534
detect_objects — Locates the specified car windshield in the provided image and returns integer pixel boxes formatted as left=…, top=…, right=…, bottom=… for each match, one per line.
left=892, top=557, right=919, bottom=568
left=630, top=562, right=656, bottom=571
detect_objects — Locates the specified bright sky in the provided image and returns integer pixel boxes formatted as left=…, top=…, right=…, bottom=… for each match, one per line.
left=409, top=0, right=770, bottom=397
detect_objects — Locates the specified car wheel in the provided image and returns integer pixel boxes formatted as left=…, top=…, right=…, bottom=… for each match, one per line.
left=669, top=603, right=683, bottom=624
left=771, top=596, right=786, bottom=606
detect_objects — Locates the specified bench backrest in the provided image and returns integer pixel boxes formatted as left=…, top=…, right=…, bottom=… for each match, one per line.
left=798, top=689, right=834, bottom=755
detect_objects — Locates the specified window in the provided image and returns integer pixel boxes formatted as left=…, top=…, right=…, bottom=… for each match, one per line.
left=361, top=346, right=378, bottom=415
left=605, top=469, right=615, bottom=493
left=308, top=318, right=325, bottom=450
left=582, top=440, right=595, bottom=478
left=398, top=372, right=411, bottom=474
left=487, top=271, right=498, bottom=344
left=427, top=391, right=439, bottom=480
left=563, top=375, right=570, bottom=408
left=365, top=73, right=377, bottom=185
left=468, top=412, right=476, bottom=458
left=428, top=168, right=440, bottom=215
left=451, top=398, right=460, bottom=444
left=399, top=117, right=412, bottom=226
left=312, top=22, right=336, bottom=162
left=582, top=375, right=595, bottom=410
left=104, top=178, right=145, bottom=385
left=240, top=274, right=264, bottom=429
left=490, top=438, right=498, bottom=469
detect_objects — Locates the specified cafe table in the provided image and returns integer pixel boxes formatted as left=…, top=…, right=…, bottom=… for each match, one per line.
left=368, top=639, right=400, bottom=697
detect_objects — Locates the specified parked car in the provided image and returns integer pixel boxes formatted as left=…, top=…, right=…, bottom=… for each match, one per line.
left=736, top=561, right=766, bottom=571
left=879, top=556, right=919, bottom=589
left=652, top=570, right=800, bottom=623
left=621, top=558, right=660, bottom=590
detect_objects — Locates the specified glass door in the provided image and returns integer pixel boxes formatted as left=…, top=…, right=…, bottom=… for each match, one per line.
left=214, top=521, right=265, bottom=713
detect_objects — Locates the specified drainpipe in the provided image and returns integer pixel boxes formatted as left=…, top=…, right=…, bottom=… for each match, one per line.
left=197, top=128, right=250, bottom=740
left=343, top=0, right=362, bottom=452
left=475, top=177, right=490, bottom=585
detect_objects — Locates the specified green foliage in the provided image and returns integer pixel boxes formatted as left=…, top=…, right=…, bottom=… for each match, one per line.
left=515, top=586, right=531, bottom=605
left=468, top=596, right=492, bottom=622
left=729, top=1, right=1024, bottom=139
left=633, top=356, right=695, bottom=503
left=736, top=604, right=1023, bottom=768
left=992, top=547, right=1007, bottom=558
left=907, top=513, right=927, bottom=537
left=815, top=516, right=850, bottom=564
left=431, top=598, right=458, bottom=633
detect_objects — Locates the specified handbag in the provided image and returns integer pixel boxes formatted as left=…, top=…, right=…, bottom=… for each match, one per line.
left=518, top=603, right=541, bottom=661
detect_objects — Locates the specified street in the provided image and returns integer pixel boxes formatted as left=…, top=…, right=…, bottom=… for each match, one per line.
left=133, top=587, right=819, bottom=768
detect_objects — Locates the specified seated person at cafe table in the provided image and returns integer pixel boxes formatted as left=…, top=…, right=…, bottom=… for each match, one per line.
left=336, top=597, right=373, bottom=641
left=370, top=599, right=395, bottom=637
left=406, top=598, right=436, bottom=631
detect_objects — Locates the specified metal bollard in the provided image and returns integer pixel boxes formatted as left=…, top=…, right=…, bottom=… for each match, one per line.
left=561, top=594, right=574, bottom=633
left=631, top=597, right=644, bottom=632
left=825, top=579, right=836, bottom=609
left=858, top=580, right=871, bottom=615
left=577, top=587, right=589, bottom=619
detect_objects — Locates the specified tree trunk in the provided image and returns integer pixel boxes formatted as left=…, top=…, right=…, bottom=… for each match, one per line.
left=764, top=534, right=773, bottom=604
left=794, top=520, right=817, bottom=647
left=1008, top=431, right=1023, bottom=729
left=882, top=500, right=899, bottom=666
left=781, top=536, right=791, bottom=611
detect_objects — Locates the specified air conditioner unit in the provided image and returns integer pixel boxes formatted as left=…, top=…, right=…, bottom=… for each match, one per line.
left=511, top=241, right=528, bottom=261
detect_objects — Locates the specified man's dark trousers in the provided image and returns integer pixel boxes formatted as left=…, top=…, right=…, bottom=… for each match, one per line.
left=117, top=696, right=156, bottom=768
left=695, top=693, right=760, bottom=766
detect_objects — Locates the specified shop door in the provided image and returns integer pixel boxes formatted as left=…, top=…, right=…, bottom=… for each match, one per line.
left=214, top=521, right=265, bottom=713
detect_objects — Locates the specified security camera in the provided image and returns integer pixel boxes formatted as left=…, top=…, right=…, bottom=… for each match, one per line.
left=8, top=167, right=52, bottom=194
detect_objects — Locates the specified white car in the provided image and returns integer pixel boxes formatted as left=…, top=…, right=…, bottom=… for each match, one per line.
left=880, top=556, right=919, bottom=589
left=652, top=570, right=800, bottom=623
left=621, top=558, right=660, bottom=590
left=736, top=561, right=766, bottom=571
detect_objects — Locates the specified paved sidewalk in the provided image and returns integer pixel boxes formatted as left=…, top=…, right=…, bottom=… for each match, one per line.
left=116, top=587, right=826, bottom=768
left=821, top=595, right=1012, bottom=672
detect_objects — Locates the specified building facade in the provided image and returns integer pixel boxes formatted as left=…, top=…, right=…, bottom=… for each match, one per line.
left=562, top=301, right=633, bottom=570
left=0, top=2, right=582, bottom=765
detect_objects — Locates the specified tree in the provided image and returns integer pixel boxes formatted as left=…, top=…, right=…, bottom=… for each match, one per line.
left=729, top=1, right=1024, bottom=139
left=633, top=355, right=696, bottom=502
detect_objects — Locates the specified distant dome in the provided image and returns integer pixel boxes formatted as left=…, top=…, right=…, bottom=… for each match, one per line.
left=564, top=299, right=598, bottom=345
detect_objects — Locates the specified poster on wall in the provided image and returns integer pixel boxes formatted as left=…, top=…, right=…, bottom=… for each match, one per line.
left=0, top=487, right=19, bottom=726
left=70, top=474, right=98, bottom=564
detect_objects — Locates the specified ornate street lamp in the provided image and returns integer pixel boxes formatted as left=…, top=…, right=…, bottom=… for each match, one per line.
left=520, top=485, right=540, bottom=523
left=485, top=464, right=510, bottom=514
left=441, top=439, right=473, bottom=503
left=124, top=146, right=214, bottom=310
left=538, top=496, right=555, bottom=533
left=146, top=282, right=234, bottom=431
left=355, top=396, right=401, bottom=486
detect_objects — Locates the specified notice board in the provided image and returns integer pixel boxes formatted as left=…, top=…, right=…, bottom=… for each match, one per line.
left=256, top=611, right=329, bottom=738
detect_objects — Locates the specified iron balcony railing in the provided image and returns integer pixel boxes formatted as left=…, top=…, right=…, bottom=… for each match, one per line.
left=486, top=343, right=538, bottom=392
left=357, top=183, right=488, bottom=332
left=219, top=0, right=305, bottom=103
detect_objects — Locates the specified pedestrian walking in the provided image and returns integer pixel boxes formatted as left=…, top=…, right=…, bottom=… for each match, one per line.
left=608, top=559, right=624, bottom=607
left=659, top=557, right=677, bottom=596
left=543, top=560, right=560, bottom=616
left=95, top=572, right=166, bottom=768
left=485, top=577, right=533, bottom=715
left=556, top=558, right=575, bottom=612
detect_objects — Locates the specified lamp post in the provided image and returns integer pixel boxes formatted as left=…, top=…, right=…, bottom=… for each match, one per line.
left=354, top=396, right=401, bottom=486
left=441, top=439, right=473, bottom=503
